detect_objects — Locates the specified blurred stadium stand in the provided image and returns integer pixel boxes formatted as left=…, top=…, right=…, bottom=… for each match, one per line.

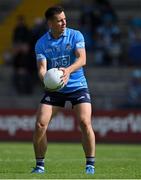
left=0, top=0, right=141, bottom=110
left=86, top=66, right=133, bottom=110
left=0, top=0, right=21, bottom=22
left=0, top=0, right=59, bottom=64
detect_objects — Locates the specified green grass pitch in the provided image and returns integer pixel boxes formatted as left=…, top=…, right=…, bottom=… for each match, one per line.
left=0, top=142, right=141, bottom=179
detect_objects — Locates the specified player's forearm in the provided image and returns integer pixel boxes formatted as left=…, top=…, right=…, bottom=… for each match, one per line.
left=37, top=60, right=47, bottom=82
left=67, top=56, right=86, bottom=73
left=38, top=69, right=46, bottom=82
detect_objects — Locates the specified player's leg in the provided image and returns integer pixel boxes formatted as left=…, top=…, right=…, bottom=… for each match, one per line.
left=73, top=102, right=95, bottom=174
left=32, top=103, right=59, bottom=173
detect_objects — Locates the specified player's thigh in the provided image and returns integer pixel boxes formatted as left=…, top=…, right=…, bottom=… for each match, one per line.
left=73, top=103, right=92, bottom=124
left=36, top=103, right=59, bottom=126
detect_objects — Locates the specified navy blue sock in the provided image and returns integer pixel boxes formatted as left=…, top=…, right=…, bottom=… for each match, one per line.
left=86, top=157, right=95, bottom=166
left=36, top=158, right=45, bottom=168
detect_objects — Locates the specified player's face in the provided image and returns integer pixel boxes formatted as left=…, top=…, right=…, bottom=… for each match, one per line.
left=49, top=11, right=66, bottom=36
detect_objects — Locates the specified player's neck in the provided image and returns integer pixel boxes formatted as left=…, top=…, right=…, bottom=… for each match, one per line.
left=50, top=29, right=64, bottom=39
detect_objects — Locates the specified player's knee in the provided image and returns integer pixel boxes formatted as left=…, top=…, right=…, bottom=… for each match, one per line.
left=36, top=121, right=47, bottom=131
left=79, top=116, right=91, bottom=130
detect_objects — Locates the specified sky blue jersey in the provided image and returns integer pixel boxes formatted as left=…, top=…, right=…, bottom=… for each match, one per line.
left=35, top=28, right=88, bottom=93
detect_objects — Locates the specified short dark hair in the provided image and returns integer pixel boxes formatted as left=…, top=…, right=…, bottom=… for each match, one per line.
left=45, top=6, right=64, bottom=21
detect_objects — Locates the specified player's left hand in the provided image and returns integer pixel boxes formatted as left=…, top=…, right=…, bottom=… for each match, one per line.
left=59, top=67, right=70, bottom=85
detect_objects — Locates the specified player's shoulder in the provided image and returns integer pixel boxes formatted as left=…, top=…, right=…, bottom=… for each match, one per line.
left=66, top=28, right=83, bottom=36
left=66, top=28, right=84, bottom=42
left=35, top=32, right=48, bottom=47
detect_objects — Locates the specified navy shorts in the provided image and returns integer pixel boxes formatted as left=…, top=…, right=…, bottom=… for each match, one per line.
left=40, top=88, right=91, bottom=107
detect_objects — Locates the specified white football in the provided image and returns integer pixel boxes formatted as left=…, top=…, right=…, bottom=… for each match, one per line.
left=43, top=68, right=64, bottom=91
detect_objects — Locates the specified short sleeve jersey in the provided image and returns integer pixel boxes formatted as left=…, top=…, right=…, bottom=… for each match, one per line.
left=35, top=28, right=88, bottom=93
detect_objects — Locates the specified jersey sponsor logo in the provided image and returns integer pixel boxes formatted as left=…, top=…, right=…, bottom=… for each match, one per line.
left=51, top=55, right=70, bottom=67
